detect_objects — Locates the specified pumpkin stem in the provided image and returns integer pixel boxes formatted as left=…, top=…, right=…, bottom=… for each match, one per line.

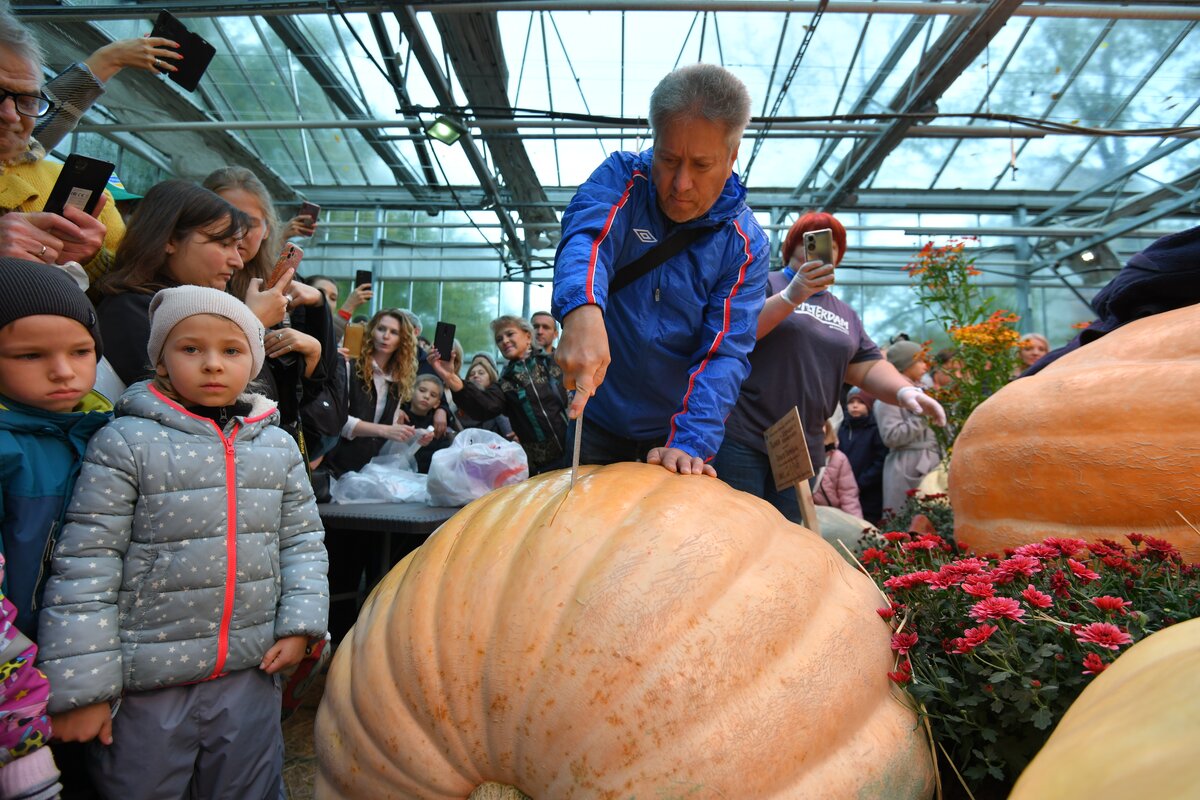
left=468, top=783, right=532, bottom=800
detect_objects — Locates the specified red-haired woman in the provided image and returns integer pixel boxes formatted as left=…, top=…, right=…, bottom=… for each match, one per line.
left=714, top=212, right=946, bottom=524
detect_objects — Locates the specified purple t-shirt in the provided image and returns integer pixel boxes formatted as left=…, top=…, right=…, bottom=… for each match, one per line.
left=723, top=271, right=882, bottom=469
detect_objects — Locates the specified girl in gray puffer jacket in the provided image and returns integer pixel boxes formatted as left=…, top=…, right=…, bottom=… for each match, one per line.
left=37, top=286, right=329, bottom=800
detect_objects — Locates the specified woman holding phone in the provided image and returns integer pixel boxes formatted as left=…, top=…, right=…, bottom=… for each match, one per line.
left=202, top=167, right=343, bottom=447
left=713, top=212, right=947, bottom=524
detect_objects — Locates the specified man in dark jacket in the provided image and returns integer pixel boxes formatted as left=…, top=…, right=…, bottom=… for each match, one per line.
left=552, top=63, right=769, bottom=476
left=838, top=388, right=888, bottom=526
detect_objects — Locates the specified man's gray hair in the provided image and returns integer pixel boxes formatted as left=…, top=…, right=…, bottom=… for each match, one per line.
left=397, top=308, right=422, bottom=334
left=0, top=8, right=43, bottom=74
left=649, top=63, right=751, bottom=149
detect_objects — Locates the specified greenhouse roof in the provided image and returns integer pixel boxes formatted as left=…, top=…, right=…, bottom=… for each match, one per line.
left=20, top=0, right=1200, bottom=291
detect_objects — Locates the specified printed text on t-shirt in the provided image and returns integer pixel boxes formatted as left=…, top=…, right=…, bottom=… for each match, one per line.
left=794, top=302, right=850, bottom=335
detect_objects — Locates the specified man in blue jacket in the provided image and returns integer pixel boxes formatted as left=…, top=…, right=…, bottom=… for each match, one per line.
left=552, top=63, right=769, bottom=476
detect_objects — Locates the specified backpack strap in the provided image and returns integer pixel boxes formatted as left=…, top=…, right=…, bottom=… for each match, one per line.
left=609, top=223, right=721, bottom=295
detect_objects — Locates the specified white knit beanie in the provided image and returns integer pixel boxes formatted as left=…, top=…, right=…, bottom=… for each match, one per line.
left=147, top=286, right=266, bottom=375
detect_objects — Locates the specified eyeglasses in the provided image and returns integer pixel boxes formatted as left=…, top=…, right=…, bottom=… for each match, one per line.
left=0, top=89, right=52, bottom=118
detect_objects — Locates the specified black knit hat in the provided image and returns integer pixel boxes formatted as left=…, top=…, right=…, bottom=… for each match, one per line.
left=0, top=258, right=103, bottom=359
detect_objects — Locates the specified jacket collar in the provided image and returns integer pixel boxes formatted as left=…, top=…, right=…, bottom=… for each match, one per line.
left=117, top=381, right=279, bottom=439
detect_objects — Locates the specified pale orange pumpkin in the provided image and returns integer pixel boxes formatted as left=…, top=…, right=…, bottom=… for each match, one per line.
left=315, top=463, right=935, bottom=799
left=1009, top=617, right=1200, bottom=799
left=949, top=303, right=1200, bottom=562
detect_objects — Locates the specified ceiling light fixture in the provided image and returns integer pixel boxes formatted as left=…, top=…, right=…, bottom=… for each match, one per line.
left=425, top=115, right=468, bottom=145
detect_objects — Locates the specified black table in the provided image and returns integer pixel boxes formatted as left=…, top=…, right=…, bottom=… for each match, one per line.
left=318, top=502, right=461, bottom=639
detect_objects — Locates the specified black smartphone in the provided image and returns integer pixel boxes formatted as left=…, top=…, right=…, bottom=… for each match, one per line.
left=433, top=321, right=456, bottom=360
left=803, top=228, right=835, bottom=266
left=298, top=201, right=321, bottom=222
left=151, top=10, right=217, bottom=92
left=44, top=154, right=115, bottom=216
left=353, top=269, right=372, bottom=290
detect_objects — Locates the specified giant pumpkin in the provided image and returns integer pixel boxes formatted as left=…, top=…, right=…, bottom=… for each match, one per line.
left=1009, top=617, right=1200, bottom=799
left=949, top=303, right=1200, bottom=562
left=315, top=463, right=935, bottom=799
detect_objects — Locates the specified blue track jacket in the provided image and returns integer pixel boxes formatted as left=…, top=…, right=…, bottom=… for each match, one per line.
left=552, top=149, right=769, bottom=460
left=0, top=391, right=112, bottom=638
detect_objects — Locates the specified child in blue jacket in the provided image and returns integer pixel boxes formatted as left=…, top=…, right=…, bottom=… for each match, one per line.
left=0, top=259, right=112, bottom=640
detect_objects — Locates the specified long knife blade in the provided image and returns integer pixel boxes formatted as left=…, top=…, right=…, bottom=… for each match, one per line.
left=570, top=404, right=583, bottom=488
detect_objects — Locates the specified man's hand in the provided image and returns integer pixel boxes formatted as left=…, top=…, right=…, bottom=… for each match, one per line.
left=86, top=36, right=183, bottom=81
left=554, top=305, right=609, bottom=419
left=781, top=259, right=835, bottom=306
left=260, top=635, right=309, bottom=674
left=52, top=702, right=114, bottom=745
left=432, top=407, right=448, bottom=438
left=646, top=447, right=717, bottom=477
left=57, top=198, right=109, bottom=265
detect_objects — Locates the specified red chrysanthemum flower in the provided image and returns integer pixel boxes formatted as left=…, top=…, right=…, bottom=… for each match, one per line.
left=1126, top=533, right=1145, bottom=546
left=1075, top=622, right=1133, bottom=651
left=968, top=596, right=1025, bottom=623
left=1068, top=558, right=1101, bottom=582
left=876, top=607, right=896, bottom=621
left=1081, top=652, right=1109, bottom=675
left=1141, top=536, right=1181, bottom=561
left=890, top=631, right=919, bottom=654
left=993, top=554, right=1043, bottom=581
left=1090, top=595, right=1132, bottom=614
left=1049, top=569, right=1072, bottom=598
left=1012, top=542, right=1059, bottom=560
left=881, top=532, right=910, bottom=542
left=887, top=658, right=913, bottom=683
left=902, top=539, right=939, bottom=552
left=954, top=624, right=999, bottom=654
left=1021, top=584, right=1054, bottom=609
left=962, top=581, right=996, bottom=598
left=883, top=571, right=938, bottom=590
left=1044, top=537, right=1089, bottom=557
left=862, top=547, right=890, bottom=565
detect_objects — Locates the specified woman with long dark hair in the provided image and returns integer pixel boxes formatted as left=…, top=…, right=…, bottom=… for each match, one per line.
left=96, top=180, right=250, bottom=384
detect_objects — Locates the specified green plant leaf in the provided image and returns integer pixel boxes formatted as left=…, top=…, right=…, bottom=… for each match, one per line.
left=1031, top=707, right=1054, bottom=730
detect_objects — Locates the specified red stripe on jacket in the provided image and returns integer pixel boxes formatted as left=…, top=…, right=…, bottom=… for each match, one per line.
left=146, top=386, right=274, bottom=678
left=586, top=171, right=644, bottom=304
left=667, top=219, right=754, bottom=450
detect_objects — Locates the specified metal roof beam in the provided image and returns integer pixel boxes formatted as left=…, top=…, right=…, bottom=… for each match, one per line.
left=392, top=5, right=528, bottom=271
left=26, top=18, right=297, bottom=200
left=367, top=14, right=440, bottom=186
left=816, top=0, right=1023, bottom=211
left=263, top=15, right=427, bottom=196
left=21, top=2, right=1200, bottom=23
left=428, top=8, right=559, bottom=241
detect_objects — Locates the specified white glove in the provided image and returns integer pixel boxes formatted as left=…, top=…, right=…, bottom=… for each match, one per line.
left=896, top=385, right=947, bottom=427
left=780, top=259, right=835, bottom=306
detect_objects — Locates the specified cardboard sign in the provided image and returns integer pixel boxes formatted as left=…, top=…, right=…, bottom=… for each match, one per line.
left=764, top=407, right=815, bottom=491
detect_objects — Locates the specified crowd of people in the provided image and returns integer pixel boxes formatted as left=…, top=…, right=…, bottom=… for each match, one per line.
left=0, top=8, right=1071, bottom=800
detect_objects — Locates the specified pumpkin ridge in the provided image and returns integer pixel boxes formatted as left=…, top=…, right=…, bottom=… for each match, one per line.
left=508, top=466, right=759, bottom=788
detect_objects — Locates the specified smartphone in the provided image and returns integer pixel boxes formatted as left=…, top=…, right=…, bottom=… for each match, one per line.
left=343, top=323, right=365, bottom=358
left=151, top=10, right=217, bottom=92
left=433, top=321, right=456, bottom=360
left=298, top=201, right=321, bottom=222
left=353, top=269, right=372, bottom=290
left=267, top=242, right=304, bottom=289
left=44, top=154, right=115, bottom=216
left=803, top=228, right=835, bottom=266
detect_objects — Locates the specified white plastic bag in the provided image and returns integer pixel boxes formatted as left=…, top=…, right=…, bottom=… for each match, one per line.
left=426, top=428, right=528, bottom=507
left=330, top=454, right=429, bottom=504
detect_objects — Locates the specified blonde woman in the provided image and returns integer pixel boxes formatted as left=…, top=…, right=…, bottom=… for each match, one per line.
left=326, top=308, right=420, bottom=476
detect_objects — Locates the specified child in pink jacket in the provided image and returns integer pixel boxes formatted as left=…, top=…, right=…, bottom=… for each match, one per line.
left=814, top=419, right=863, bottom=519
left=0, top=553, right=60, bottom=800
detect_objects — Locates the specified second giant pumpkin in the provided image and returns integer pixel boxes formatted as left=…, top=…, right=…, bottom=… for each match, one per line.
left=949, top=302, right=1200, bottom=561
left=315, top=463, right=934, bottom=799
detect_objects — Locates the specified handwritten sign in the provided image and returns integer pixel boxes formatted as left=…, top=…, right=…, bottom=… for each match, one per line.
left=763, top=407, right=814, bottom=491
